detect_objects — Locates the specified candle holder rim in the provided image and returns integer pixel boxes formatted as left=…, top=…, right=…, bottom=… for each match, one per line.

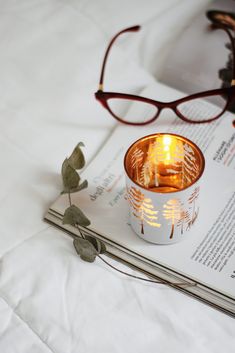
left=124, top=132, right=205, bottom=194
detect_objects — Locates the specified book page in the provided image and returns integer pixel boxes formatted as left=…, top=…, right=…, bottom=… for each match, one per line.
left=51, top=82, right=235, bottom=299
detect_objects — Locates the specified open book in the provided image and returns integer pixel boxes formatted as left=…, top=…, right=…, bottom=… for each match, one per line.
left=45, top=80, right=235, bottom=317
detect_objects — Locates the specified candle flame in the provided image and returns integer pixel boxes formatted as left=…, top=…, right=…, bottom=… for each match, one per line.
left=163, top=135, right=172, bottom=146
left=163, top=135, right=172, bottom=161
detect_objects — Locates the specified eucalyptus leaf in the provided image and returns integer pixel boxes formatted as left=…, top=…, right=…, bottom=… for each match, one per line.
left=62, top=159, right=80, bottom=191
left=68, top=142, right=85, bottom=170
left=85, top=235, right=106, bottom=254
left=73, top=238, right=97, bottom=263
left=99, top=240, right=106, bottom=254
left=76, top=179, right=88, bottom=192
left=61, top=180, right=88, bottom=194
left=62, top=205, right=91, bottom=227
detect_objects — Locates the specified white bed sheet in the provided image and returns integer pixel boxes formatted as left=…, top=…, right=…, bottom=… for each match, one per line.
left=0, top=0, right=234, bottom=352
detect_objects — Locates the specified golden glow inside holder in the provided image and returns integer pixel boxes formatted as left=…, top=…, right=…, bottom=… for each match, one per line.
left=162, top=135, right=172, bottom=161
left=124, top=133, right=205, bottom=193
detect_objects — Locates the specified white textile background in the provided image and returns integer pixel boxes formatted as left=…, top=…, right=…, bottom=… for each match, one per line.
left=0, top=1, right=234, bottom=352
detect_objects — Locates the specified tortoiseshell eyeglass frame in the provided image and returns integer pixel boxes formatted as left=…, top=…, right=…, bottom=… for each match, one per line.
left=95, top=24, right=235, bottom=125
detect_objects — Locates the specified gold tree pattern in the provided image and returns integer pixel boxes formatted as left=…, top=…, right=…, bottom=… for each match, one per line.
left=182, top=144, right=199, bottom=187
left=139, top=160, right=151, bottom=187
left=131, top=147, right=144, bottom=183
left=177, top=209, right=191, bottom=234
left=163, top=199, right=183, bottom=239
left=188, top=186, right=200, bottom=224
left=126, top=186, right=161, bottom=234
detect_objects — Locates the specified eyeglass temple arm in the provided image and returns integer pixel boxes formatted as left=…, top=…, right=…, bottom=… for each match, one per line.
left=211, top=24, right=235, bottom=86
left=98, top=25, right=141, bottom=91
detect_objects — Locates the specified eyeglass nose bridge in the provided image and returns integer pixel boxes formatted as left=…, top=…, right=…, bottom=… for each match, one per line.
left=153, top=100, right=179, bottom=120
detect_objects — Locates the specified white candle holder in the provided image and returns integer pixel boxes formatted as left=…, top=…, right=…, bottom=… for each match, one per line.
left=124, top=133, right=205, bottom=244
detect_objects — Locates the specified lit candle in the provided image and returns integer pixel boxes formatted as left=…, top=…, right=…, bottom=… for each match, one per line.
left=124, top=133, right=205, bottom=244
left=144, top=134, right=184, bottom=192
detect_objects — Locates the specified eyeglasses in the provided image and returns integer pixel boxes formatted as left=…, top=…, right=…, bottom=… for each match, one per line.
left=95, top=24, right=235, bottom=125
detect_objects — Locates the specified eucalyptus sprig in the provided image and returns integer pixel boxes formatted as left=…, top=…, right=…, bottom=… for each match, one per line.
left=61, top=143, right=194, bottom=287
left=61, top=142, right=106, bottom=263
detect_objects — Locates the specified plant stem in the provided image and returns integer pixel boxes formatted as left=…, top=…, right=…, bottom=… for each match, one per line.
left=76, top=224, right=85, bottom=239
left=96, top=251, right=195, bottom=288
left=68, top=191, right=72, bottom=207
left=75, top=224, right=195, bottom=288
